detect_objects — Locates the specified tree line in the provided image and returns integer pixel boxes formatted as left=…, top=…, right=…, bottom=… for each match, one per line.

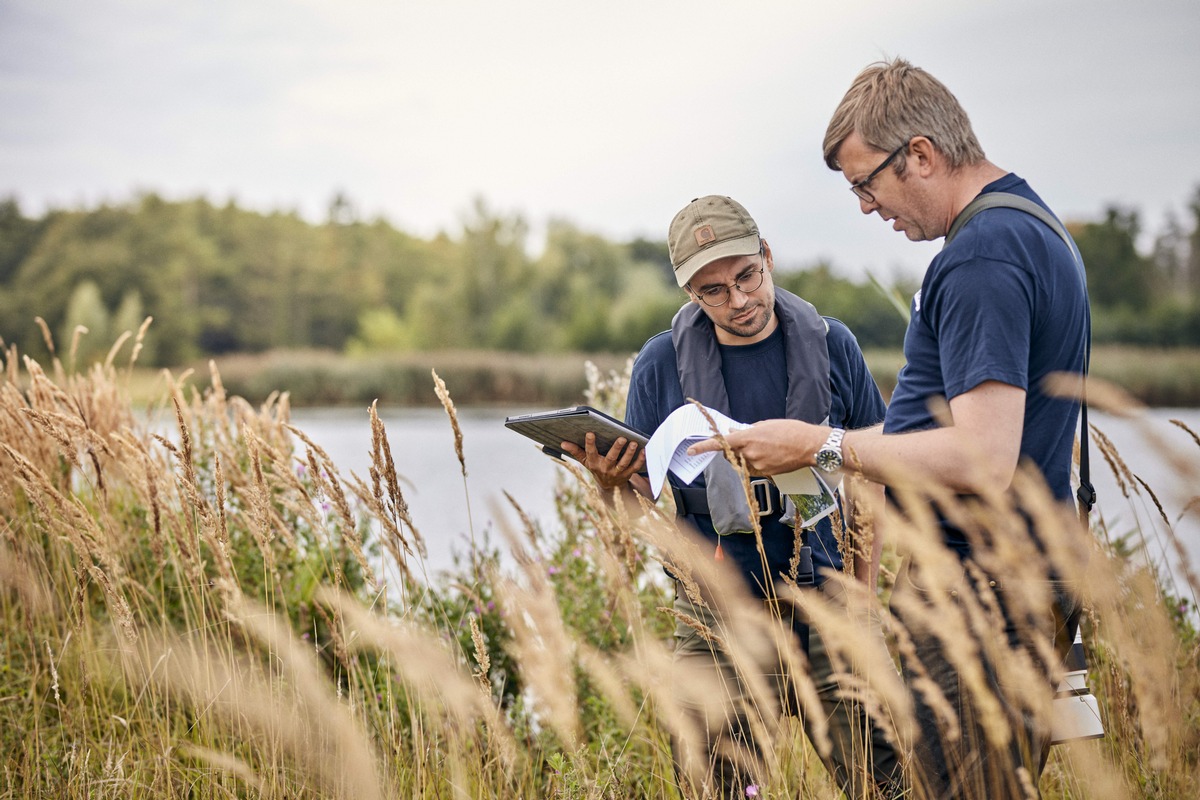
left=1, top=187, right=1198, bottom=369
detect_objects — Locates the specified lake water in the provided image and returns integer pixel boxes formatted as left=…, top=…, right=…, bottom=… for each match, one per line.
left=287, top=406, right=569, bottom=574
left=1079, top=408, right=1200, bottom=599
left=288, top=406, right=1200, bottom=595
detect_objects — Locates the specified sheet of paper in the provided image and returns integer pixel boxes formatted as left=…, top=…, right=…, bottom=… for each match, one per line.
left=644, top=404, right=841, bottom=530
left=771, top=467, right=820, bottom=495
left=644, top=404, right=749, bottom=497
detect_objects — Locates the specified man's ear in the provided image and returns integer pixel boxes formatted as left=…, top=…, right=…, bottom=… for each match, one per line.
left=685, top=287, right=703, bottom=307
left=908, top=136, right=938, bottom=177
left=762, top=240, right=775, bottom=274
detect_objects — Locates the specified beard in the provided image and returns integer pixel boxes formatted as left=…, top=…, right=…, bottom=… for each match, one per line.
left=715, top=297, right=775, bottom=340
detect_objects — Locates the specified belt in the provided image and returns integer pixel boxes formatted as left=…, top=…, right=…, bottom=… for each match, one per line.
left=671, top=478, right=782, bottom=518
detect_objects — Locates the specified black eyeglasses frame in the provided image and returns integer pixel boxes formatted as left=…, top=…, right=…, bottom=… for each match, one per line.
left=687, top=245, right=767, bottom=308
left=849, top=140, right=911, bottom=203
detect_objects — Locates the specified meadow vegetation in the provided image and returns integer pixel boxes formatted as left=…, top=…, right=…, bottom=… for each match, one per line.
left=1, top=330, right=1198, bottom=798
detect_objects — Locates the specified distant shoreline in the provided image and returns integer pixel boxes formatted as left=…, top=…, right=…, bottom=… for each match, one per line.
left=110, top=345, right=1200, bottom=409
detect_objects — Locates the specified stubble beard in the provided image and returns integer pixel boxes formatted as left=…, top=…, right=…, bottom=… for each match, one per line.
left=718, top=300, right=774, bottom=341
left=892, top=178, right=941, bottom=242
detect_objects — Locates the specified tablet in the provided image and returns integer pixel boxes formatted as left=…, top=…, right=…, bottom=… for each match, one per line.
left=504, top=405, right=649, bottom=459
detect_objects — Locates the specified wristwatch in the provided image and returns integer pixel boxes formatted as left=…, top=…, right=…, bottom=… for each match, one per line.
left=815, top=428, right=845, bottom=473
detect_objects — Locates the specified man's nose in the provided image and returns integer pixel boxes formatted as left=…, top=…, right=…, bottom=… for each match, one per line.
left=859, top=196, right=878, bottom=215
left=728, top=285, right=753, bottom=307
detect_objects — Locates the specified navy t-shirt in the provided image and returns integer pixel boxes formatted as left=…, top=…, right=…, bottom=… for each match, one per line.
left=626, top=316, right=887, bottom=596
left=884, top=174, right=1090, bottom=552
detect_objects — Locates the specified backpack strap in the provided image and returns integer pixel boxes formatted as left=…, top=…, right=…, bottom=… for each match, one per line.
left=945, top=192, right=1096, bottom=519
left=946, top=192, right=1073, bottom=252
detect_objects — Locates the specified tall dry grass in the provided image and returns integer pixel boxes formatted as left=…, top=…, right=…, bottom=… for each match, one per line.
left=1, top=328, right=1198, bottom=799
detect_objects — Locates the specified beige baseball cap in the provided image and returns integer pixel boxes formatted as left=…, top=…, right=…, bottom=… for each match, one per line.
left=667, top=195, right=761, bottom=287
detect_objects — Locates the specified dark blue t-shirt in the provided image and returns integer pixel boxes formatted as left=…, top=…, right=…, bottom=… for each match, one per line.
left=626, top=316, right=886, bottom=596
left=884, top=174, right=1090, bottom=552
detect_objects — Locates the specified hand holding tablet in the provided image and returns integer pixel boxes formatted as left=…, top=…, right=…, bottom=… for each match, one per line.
left=504, top=406, right=649, bottom=460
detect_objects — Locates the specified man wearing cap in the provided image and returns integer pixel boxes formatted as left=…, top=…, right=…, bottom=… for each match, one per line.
left=562, top=194, right=901, bottom=799
left=689, top=59, right=1092, bottom=798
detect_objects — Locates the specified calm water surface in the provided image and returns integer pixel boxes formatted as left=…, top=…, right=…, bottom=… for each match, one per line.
left=288, top=406, right=566, bottom=575
left=288, top=406, right=1200, bottom=591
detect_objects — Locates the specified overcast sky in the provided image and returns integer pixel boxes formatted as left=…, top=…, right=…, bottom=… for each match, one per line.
left=2, top=0, right=1198, bottom=280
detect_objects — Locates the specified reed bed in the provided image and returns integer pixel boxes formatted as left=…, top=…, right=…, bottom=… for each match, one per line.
left=1, top=329, right=1198, bottom=799
left=177, top=348, right=635, bottom=408
left=104, top=344, right=1200, bottom=409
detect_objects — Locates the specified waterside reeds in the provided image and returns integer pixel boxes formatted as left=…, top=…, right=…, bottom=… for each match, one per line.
left=178, top=348, right=636, bottom=408
left=1, top=334, right=1198, bottom=798
left=100, top=344, right=1200, bottom=409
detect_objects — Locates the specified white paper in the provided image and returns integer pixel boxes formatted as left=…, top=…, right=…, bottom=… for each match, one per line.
left=644, top=404, right=749, bottom=498
left=645, top=404, right=840, bottom=529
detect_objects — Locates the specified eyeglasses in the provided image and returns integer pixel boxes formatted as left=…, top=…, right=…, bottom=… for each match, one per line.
left=688, top=250, right=766, bottom=307
left=849, top=140, right=910, bottom=203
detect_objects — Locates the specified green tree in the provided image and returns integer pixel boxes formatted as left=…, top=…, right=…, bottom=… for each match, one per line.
left=1152, top=211, right=1188, bottom=296
left=606, top=264, right=682, bottom=352
left=1072, top=206, right=1155, bottom=310
left=1187, top=185, right=1200, bottom=300
left=453, top=198, right=532, bottom=345
left=774, top=263, right=912, bottom=349
left=0, top=197, right=40, bottom=287
left=59, top=279, right=110, bottom=367
left=628, top=236, right=672, bottom=272
left=347, top=306, right=413, bottom=354
left=7, top=188, right=1200, bottom=363
left=533, top=221, right=658, bottom=351
left=111, top=288, right=154, bottom=364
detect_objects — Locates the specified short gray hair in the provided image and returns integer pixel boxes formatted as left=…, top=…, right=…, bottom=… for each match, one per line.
left=823, top=57, right=985, bottom=175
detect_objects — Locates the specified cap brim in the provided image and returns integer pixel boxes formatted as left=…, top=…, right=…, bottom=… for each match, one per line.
left=673, top=233, right=761, bottom=287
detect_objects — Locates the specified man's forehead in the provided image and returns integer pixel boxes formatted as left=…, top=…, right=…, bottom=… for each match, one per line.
left=835, top=131, right=878, bottom=175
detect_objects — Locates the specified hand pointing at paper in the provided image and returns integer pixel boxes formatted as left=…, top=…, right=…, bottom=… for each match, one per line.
left=687, top=419, right=832, bottom=476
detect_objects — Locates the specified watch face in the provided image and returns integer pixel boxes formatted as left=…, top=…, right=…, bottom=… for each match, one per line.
left=816, top=448, right=842, bottom=472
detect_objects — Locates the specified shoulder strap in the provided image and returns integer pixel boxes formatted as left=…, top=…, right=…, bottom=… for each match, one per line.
left=945, top=191, right=1096, bottom=519
left=946, top=192, right=1074, bottom=253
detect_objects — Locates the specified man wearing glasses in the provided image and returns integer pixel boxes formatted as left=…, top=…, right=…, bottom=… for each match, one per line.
left=563, top=194, right=901, bottom=799
left=690, top=59, right=1092, bottom=798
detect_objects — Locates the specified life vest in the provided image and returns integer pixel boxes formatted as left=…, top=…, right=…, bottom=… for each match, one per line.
left=670, top=287, right=831, bottom=533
